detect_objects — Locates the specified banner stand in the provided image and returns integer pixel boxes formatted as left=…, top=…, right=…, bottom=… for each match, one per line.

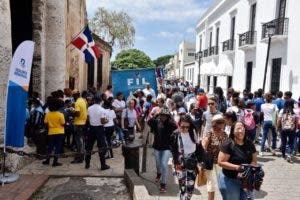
left=1, top=40, right=35, bottom=186
left=0, top=152, right=19, bottom=186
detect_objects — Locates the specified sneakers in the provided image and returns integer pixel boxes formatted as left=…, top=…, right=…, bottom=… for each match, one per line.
left=42, top=159, right=50, bottom=165
left=287, top=156, right=293, bottom=163
left=160, top=183, right=166, bottom=193
left=272, top=150, right=277, bottom=156
left=52, top=162, right=63, bottom=167
left=155, top=173, right=161, bottom=183
left=101, top=164, right=110, bottom=170
left=259, top=152, right=264, bottom=157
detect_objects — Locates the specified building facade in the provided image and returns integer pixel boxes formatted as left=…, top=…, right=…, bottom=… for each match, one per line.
left=196, top=0, right=300, bottom=96
left=0, top=0, right=111, bottom=144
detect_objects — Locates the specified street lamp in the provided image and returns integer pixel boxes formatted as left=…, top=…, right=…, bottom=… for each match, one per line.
left=198, top=51, right=202, bottom=87
left=262, top=23, right=276, bottom=92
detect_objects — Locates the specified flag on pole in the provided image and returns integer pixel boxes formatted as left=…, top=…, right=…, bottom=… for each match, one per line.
left=5, top=41, right=35, bottom=147
left=72, top=25, right=101, bottom=63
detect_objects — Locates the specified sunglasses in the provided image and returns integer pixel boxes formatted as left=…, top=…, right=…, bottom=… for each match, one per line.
left=235, top=128, right=245, bottom=133
left=208, top=103, right=215, bottom=106
left=181, top=125, right=190, bottom=129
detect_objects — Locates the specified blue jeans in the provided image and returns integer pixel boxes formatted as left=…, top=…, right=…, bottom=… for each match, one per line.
left=218, top=171, right=254, bottom=200
left=154, top=149, right=170, bottom=184
left=294, top=130, right=300, bottom=152
left=246, top=128, right=256, bottom=143
left=281, top=130, right=295, bottom=157
left=115, top=124, right=124, bottom=142
left=260, top=121, right=277, bottom=152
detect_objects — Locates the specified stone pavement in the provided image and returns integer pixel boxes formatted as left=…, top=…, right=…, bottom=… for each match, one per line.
left=18, top=147, right=124, bottom=177
left=140, top=147, right=300, bottom=200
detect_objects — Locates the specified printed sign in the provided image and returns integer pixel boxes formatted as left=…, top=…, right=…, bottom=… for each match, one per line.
left=112, top=68, right=158, bottom=98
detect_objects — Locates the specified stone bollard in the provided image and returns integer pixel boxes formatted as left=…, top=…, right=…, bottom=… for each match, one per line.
left=122, top=139, right=142, bottom=175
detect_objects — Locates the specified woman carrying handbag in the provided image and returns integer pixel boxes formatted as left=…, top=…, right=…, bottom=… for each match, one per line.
left=170, top=114, right=206, bottom=200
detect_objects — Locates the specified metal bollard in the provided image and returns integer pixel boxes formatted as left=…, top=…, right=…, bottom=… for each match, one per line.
left=122, top=139, right=142, bottom=175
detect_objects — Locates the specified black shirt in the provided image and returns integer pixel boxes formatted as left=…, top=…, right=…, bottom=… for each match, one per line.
left=148, top=117, right=177, bottom=150
left=220, top=138, right=256, bottom=179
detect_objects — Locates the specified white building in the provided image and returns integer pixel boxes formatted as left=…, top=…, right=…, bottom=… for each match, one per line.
left=178, top=41, right=196, bottom=80
left=196, top=0, right=300, bottom=97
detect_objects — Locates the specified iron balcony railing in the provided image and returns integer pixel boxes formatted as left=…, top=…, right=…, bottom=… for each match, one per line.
left=262, top=18, right=289, bottom=39
left=239, top=31, right=256, bottom=47
left=203, top=49, right=209, bottom=57
left=222, top=39, right=235, bottom=52
left=194, top=51, right=203, bottom=60
left=209, top=46, right=219, bottom=55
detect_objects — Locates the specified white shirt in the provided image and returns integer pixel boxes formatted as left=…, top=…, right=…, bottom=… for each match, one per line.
left=261, top=103, right=278, bottom=121
left=88, top=104, right=105, bottom=126
left=180, top=132, right=196, bottom=156
left=143, top=88, right=156, bottom=101
left=112, top=99, right=126, bottom=109
left=122, top=108, right=137, bottom=127
left=104, top=109, right=116, bottom=127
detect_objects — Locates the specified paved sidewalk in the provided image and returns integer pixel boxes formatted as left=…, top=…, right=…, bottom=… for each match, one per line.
left=141, top=148, right=300, bottom=200
left=18, top=147, right=124, bottom=177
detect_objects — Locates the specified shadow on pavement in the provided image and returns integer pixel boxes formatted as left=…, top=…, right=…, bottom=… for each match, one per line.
left=255, top=190, right=268, bottom=199
left=257, top=157, right=275, bottom=162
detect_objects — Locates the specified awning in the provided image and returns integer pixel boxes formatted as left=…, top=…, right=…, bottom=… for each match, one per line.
left=217, top=59, right=233, bottom=76
left=200, top=62, right=217, bottom=75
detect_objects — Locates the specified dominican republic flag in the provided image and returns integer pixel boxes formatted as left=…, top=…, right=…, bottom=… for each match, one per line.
left=72, top=25, right=101, bottom=63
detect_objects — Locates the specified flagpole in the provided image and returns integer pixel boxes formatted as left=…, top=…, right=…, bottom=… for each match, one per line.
left=65, top=24, right=88, bottom=49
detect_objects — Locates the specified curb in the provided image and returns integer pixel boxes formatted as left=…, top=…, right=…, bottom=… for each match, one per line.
left=124, top=169, right=154, bottom=200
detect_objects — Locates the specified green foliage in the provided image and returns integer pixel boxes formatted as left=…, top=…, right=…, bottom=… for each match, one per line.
left=153, top=55, right=173, bottom=67
left=113, top=49, right=155, bottom=69
left=89, top=7, right=135, bottom=49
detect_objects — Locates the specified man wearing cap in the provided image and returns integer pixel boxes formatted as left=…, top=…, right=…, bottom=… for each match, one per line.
left=85, top=94, right=110, bottom=170
left=71, top=89, right=87, bottom=164
left=148, top=107, right=177, bottom=193
left=143, top=83, right=157, bottom=102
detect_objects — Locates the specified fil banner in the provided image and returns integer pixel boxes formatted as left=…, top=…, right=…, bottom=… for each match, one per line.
left=5, top=41, right=35, bottom=148
left=112, top=68, right=158, bottom=99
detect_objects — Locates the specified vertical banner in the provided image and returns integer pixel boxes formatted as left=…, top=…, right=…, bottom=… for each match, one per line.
left=5, top=41, right=35, bottom=147
left=112, top=68, right=157, bottom=99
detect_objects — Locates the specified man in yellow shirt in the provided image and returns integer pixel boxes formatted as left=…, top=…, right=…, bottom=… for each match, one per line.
left=71, top=89, right=88, bottom=164
left=43, top=98, right=65, bottom=166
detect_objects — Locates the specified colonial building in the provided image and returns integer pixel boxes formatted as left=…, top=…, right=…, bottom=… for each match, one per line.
left=196, top=0, right=300, bottom=96
left=179, top=41, right=195, bottom=80
left=0, top=0, right=111, bottom=144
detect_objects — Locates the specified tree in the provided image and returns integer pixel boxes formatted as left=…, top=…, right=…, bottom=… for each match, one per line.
left=153, top=55, right=173, bottom=67
left=112, top=49, right=155, bottom=69
left=89, top=7, right=135, bottom=49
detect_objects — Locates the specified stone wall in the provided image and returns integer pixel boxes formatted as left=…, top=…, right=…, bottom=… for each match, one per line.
left=66, top=0, right=87, bottom=92
left=0, top=0, right=12, bottom=143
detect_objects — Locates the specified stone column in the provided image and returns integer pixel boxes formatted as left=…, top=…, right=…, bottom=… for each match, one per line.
left=32, top=0, right=46, bottom=100
left=44, top=0, right=66, bottom=96
left=0, top=0, right=12, bottom=142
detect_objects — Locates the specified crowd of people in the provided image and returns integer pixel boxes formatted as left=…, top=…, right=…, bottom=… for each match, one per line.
left=24, top=80, right=300, bottom=200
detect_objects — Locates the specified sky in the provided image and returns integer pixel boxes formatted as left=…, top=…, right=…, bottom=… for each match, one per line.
left=86, top=0, right=214, bottom=60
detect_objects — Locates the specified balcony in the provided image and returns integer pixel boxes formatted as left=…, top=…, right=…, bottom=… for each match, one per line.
left=261, top=18, right=288, bottom=43
left=194, top=51, right=203, bottom=60
left=209, top=46, right=219, bottom=56
left=238, top=31, right=256, bottom=50
left=222, top=39, right=235, bottom=53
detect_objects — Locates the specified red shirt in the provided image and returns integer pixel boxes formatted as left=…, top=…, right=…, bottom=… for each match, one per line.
left=197, top=94, right=208, bottom=109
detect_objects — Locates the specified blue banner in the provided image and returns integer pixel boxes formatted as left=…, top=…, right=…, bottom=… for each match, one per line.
left=5, top=41, right=35, bottom=147
left=112, top=68, right=158, bottom=99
